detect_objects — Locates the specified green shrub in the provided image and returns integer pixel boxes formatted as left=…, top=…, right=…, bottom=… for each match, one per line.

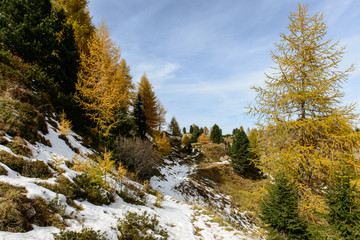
left=53, top=228, right=108, bottom=240
left=37, top=174, right=114, bottom=206
left=73, top=174, right=114, bottom=205
left=117, top=190, right=146, bottom=206
left=117, top=211, right=168, bottom=240
left=0, top=151, right=52, bottom=179
left=0, top=99, right=47, bottom=142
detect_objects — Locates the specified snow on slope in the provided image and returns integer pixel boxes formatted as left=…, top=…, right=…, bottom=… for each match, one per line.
left=0, top=119, right=256, bottom=240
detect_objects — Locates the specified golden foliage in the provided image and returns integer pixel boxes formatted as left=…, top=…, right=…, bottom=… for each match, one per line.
left=138, top=74, right=160, bottom=136
left=155, top=132, right=172, bottom=157
left=54, top=0, right=95, bottom=53
left=75, top=22, right=133, bottom=137
left=58, top=111, right=72, bottom=136
left=249, top=4, right=360, bottom=220
left=198, top=133, right=208, bottom=145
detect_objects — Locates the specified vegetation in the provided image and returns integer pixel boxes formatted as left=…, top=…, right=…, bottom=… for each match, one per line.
left=117, top=211, right=169, bottom=240
left=249, top=3, right=360, bottom=219
left=168, top=116, right=181, bottom=136
left=260, top=175, right=309, bottom=239
left=210, top=124, right=223, bottom=144
left=230, top=127, right=261, bottom=179
left=0, top=182, right=65, bottom=232
left=325, top=169, right=360, bottom=239
left=53, top=228, right=107, bottom=240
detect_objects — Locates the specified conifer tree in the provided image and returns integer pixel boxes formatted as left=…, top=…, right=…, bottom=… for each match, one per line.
left=183, top=127, right=186, bottom=134
left=260, top=175, right=309, bottom=239
left=156, top=100, right=167, bottom=132
left=210, top=124, right=223, bottom=143
left=198, top=133, right=208, bottom=145
left=190, top=125, right=202, bottom=143
left=249, top=4, right=360, bottom=218
left=133, top=94, right=147, bottom=138
left=169, top=117, right=181, bottom=136
left=138, top=74, right=158, bottom=136
left=75, top=22, right=132, bottom=137
left=54, top=0, right=95, bottom=53
left=325, top=169, right=360, bottom=239
left=189, top=125, right=194, bottom=134
left=230, top=128, right=252, bottom=176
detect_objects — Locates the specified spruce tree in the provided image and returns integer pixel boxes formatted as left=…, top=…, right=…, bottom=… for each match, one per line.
left=260, top=175, right=309, bottom=239
left=183, top=127, right=186, bottom=134
left=133, top=94, right=147, bottom=138
left=210, top=124, right=223, bottom=143
left=230, top=127, right=260, bottom=178
left=190, top=125, right=201, bottom=143
left=325, top=169, right=360, bottom=239
left=189, top=125, right=194, bottom=134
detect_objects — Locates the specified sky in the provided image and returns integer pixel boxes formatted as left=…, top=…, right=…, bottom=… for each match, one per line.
left=88, top=0, right=360, bottom=134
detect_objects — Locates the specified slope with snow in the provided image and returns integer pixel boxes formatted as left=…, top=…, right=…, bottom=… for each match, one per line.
left=0, top=119, right=259, bottom=240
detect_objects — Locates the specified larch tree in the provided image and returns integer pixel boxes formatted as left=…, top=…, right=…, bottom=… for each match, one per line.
left=75, top=22, right=132, bottom=137
left=156, top=100, right=167, bottom=132
left=138, top=74, right=159, bottom=136
left=169, top=116, right=181, bottom=136
left=249, top=4, right=360, bottom=220
left=54, top=0, right=95, bottom=53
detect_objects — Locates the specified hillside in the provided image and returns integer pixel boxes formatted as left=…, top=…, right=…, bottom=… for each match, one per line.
left=0, top=117, right=262, bottom=240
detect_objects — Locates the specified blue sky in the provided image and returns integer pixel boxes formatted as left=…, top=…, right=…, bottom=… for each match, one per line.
left=88, top=0, right=360, bottom=134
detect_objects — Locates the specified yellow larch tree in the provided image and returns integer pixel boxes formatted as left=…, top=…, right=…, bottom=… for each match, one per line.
left=138, top=74, right=159, bottom=136
left=249, top=4, right=360, bottom=220
left=75, top=22, right=132, bottom=137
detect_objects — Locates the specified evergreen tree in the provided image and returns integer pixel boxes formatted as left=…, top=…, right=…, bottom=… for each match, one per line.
left=260, top=175, right=309, bottom=239
left=210, top=124, right=223, bottom=143
left=182, top=127, right=186, bottom=134
left=133, top=94, right=147, bottom=138
left=190, top=125, right=202, bottom=143
left=169, top=117, right=181, bottom=136
left=325, top=169, right=360, bottom=239
left=249, top=4, right=360, bottom=218
left=230, top=127, right=259, bottom=177
left=0, top=0, right=80, bottom=95
left=189, top=125, right=194, bottom=134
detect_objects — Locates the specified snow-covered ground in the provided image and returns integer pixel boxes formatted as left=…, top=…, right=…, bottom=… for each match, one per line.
left=0, top=119, right=256, bottom=240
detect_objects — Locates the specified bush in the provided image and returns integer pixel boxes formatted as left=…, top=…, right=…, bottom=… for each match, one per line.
left=117, top=211, right=168, bottom=240
left=0, top=151, right=52, bottom=179
left=0, top=164, right=6, bottom=175
left=114, top=136, right=161, bottom=180
left=38, top=174, right=114, bottom=206
left=53, top=228, right=108, bottom=240
left=5, top=136, right=32, bottom=157
left=0, top=99, right=47, bottom=142
left=0, top=182, right=64, bottom=232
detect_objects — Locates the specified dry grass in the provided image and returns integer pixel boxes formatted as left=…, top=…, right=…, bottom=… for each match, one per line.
left=0, top=182, right=65, bottom=232
left=192, top=164, right=268, bottom=213
left=0, top=150, right=52, bottom=179
left=200, top=143, right=227, bottom=163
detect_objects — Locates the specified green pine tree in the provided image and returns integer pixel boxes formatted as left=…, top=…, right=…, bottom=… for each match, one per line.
left=210, top=124, right=223, bottom=143
left=260, top=174, right=309, bottom=240
left=133, top=94, right=147, bottom=138
left=230, top=127, right=261, bottom=178
left=325, top=169, right=360, bottom=239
